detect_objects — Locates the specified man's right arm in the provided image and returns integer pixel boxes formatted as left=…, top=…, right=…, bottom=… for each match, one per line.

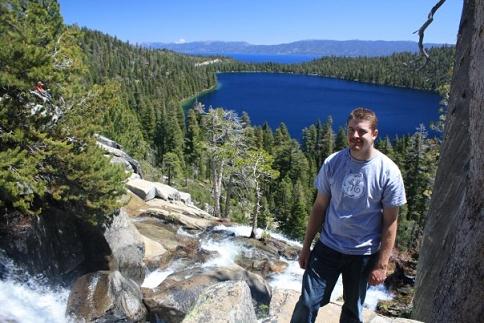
left=298, top=192, right=330, bottom=269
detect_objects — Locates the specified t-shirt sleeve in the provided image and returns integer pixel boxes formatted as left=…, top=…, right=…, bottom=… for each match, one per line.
left=382, top=168, right=407, bottom=208
left=314, top=160, right=331, bottom=196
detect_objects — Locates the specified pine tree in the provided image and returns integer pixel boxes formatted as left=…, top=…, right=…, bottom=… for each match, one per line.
left=319, top=116, right=334, bottom=163
left=235, top=149, right=279, bottom=238
left=261, top=122, right=274, bottom=154
left=334, top=126, right=347, bottom=151
left=274, top=176, right=293, bottom=234
left=201, top=108, right=244, bottom=217
left=184, top=108, right=203, bottom=178
left=0, top=0, right=127, bottom=223
left=161, top=152, right=183, bottom=186
left=376, top=136, right=395, bottom=161
left=398, top=125, right=439, bottom=250
left=287, top=181, right=309, bottom=240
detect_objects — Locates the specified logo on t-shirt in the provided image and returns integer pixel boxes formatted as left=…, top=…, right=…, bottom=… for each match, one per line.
left=342, top=172, right=365, bottom=199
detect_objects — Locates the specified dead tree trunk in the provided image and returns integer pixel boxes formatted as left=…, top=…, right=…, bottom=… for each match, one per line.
left=413, top=1, right=483, bottom=322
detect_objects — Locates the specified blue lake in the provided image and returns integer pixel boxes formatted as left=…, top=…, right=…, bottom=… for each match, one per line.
left=195, top=72, right=442, bottom=139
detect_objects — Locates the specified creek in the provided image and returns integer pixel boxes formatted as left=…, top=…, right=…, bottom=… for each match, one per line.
left=0, top=225, right=392, bottom=322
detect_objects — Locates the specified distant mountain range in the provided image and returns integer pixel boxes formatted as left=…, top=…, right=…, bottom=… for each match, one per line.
left=144, top=40, right=450, bottom=57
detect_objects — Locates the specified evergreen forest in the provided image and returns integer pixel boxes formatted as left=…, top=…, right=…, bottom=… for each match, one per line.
left=0, top=0, right=452, bottom=251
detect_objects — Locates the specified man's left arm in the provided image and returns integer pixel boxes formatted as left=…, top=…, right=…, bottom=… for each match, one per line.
left=368, top=207, right=399, bottom=286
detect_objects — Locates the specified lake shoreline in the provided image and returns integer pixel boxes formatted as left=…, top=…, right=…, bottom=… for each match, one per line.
left=191, top=72, right=441, bottom=140
left=180, top=83, right=218, bottom=110
left=211, top=70, right=441, bottom=94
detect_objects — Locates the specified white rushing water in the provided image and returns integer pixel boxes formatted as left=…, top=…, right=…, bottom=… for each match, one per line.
left=1, top=224, right=393, bottom=322
left=143, top=224, right=394, bottom=311
left=215, top=225, right=393, bottom=310
left=0, top=252, right=72, bottom=323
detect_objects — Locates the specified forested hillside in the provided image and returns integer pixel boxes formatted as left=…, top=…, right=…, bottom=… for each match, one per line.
left=211, top=46, right=455, bottom=92
left=78, top=29, right=216, bottom=160
left=0, top=0, right=449, bottom=250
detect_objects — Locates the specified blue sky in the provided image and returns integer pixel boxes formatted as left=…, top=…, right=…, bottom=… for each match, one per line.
left=59, top=0, right=463, bottom=45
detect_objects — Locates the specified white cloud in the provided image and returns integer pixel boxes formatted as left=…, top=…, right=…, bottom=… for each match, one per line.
left=175, top=38, right=187, bottom=44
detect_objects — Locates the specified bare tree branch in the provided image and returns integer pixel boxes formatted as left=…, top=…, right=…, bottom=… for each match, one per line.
left=414, top=0, right=447, bottom=69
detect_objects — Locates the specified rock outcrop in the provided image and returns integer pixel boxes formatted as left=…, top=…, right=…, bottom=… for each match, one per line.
left=103, top=209, right=146, bottom=285
left=182, top=281, right=258, bottom=323
left=143, top=265, right=271, bottom=322
left=66, top=270, right=147, bottom=322
left=125, top=178, right=196, bottom=207
left=95, top=134, right=143, bottom=178
left=0, top=207, right=111, bottom=285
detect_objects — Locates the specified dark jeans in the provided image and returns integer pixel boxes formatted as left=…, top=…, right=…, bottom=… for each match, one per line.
left=290, top=241, right=378, bottom=323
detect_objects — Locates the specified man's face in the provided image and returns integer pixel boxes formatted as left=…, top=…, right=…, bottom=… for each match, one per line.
left=347, top=119, right=378, bottom=154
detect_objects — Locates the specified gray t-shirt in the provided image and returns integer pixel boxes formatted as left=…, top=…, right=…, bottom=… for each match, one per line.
left=315, top=148, right=406, bottom=255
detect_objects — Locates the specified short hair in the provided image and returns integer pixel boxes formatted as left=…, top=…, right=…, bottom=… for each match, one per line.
left=347, top=107, right=378, bottom=130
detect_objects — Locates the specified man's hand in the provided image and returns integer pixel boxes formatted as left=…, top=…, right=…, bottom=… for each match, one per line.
left=298, top=247, right=311, bottom=269
left=368, top=267, right=387, bottom=285
left=369, top=207, right=398, bottom=285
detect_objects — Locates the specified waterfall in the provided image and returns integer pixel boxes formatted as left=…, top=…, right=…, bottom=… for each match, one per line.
left=0, top=251, right=72, bottom=323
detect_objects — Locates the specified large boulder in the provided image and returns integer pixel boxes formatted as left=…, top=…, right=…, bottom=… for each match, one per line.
left=153, top=182, right=181, bottom=201
left=133, top=217, right=179, bottom=252
left=95, top=134, right=143, bottom=177
left=144, top=199, right=215, bottom=230
left=182, top=281, right=257, bottom=323
left=66, top=270, right=147, bottom=322
left=178, top=192, right=192, bottom=205
left=235, top=254, right=288, bottom=278
left=143, top=265, right=271, bottom=323
left=141, top=235, right=169, bottom=269
left=104, top=210, right=146, bottom=285
left=126, top=179, right=157, bottom=201
left=134, top=217, right=213, bottom=270
left=237, top=235, right=300, bottom=261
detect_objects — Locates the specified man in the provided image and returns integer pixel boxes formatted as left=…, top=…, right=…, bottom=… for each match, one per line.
left=291, top=108, right=406, bottom=323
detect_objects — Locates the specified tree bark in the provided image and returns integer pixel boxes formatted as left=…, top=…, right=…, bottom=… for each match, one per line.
left=223, top=176, right=234, bottom=218
left=211, top=159, right=224, bottom=217
left=250, top=182, right=261, bottom=239
left=413, top=1, right=483, bottom=322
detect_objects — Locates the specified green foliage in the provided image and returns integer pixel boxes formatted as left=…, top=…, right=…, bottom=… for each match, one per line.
left=179, top=179, right=212, bottom=210
left=184, top=108, right=204, bottom=177
left=334, top=127, right=347, bottom=151
left=43, top=138, right=128, bottom=221
left=286, top=181, right=310, bottom=240
left=236, top=148, right=279, bottom=237
left=78, top=28, right=216, bottom=151
left=274, top=176, right=294, bottom=230
left=0, top=0, right=63, bottom=90
left=157, top=103, right=184, bottom=159
left=0, top=137, right=45, bottom=213
left=161, top=152, right=183, bottom=186
left=302, top=116, right=334, bottom=172
left=390, top=126, right=440, bottom=251
left=0, top=0, right=128, bottom=223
